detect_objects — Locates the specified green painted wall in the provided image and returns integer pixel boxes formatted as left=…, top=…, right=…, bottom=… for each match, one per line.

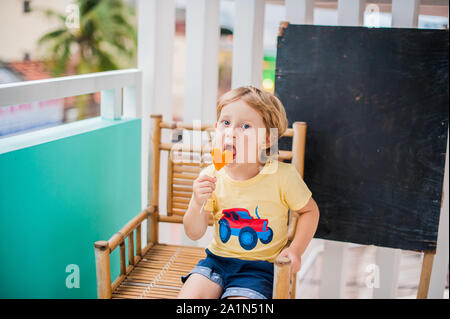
left=0, top=117, right=141, bottom=298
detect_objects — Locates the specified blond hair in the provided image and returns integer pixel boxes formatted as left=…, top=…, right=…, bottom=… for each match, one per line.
left=216, top=86, right=289, bottom=157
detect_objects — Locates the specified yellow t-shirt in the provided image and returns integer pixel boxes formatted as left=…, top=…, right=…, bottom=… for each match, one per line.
left=201, top=158, right=312, bottom=262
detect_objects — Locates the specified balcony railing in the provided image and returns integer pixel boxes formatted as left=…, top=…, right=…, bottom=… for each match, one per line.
left=0, top=69, right=141, bottom=120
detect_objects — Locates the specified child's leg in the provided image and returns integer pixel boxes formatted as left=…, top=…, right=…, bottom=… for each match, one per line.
left=177, top=273, right=223, bottom=299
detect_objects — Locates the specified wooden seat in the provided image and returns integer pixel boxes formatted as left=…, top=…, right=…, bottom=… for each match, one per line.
left=94, top=114, right=308, bottom=299
left=111, top=244, right=206, bottom=299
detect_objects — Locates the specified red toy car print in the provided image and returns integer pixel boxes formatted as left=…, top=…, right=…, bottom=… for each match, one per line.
left=218, top=206, right=273, bottom=250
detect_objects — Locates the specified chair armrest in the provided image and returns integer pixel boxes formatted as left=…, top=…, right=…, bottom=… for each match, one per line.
left=273, top=254, right=292, bottom=299
left=93, top=204, right=157, bottom=299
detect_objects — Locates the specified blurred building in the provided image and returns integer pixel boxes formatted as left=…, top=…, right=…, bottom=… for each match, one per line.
left=0, top=0, right=72, bottom=62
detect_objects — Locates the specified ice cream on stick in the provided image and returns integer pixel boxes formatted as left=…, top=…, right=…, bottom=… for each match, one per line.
left=211, top=147, right=233, bottom=173
left=203, top=147, right=233, bottom=211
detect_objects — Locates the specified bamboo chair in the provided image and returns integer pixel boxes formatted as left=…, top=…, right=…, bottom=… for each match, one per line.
left=94, top=114, right=309, bottom=299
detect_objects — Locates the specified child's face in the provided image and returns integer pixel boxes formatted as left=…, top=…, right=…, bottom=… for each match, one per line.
left=214, top=99, right=270, bottom=166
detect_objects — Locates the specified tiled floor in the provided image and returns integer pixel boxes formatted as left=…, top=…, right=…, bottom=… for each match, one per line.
left=295, top=241, right=426, bottom=299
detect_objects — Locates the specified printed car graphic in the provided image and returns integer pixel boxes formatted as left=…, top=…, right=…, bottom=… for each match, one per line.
left=218, top=205, right=273, bottom=250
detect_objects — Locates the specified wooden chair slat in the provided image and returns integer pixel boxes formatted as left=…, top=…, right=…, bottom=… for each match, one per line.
left=172, top=202, right=189, bottom=210
left=171, top=208, right=186, bottom=215
left=172, top=173, right=197, bottom=180
left=172, top=192, right=192, bottom=198
left=173, top=186, right=193, bottom=192
left=172, top=179, right=194, bottom=186
left=172, top=197, right=190, bottom=204
left=173, top=165, right=201, bottom=173
left=167, top=156, right=173, bottom=216
left=170, top=161, right=204, bottom=167
left=119, top=243, right=126, bottom=275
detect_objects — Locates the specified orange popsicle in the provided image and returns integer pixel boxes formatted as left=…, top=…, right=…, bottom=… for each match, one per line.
left=203, top=148, right=233, bottom=212
left=211, top=147, right=233, bottom=171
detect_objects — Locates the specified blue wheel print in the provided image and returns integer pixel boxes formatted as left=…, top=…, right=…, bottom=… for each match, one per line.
left=259, top=227, right=273, bottom=244
left=219, top=219, right=231, bottom=243
left=238, top=227, right=258, bottom=250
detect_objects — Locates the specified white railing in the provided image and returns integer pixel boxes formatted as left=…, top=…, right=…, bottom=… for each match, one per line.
left=0, top=69, right=141, bottom=120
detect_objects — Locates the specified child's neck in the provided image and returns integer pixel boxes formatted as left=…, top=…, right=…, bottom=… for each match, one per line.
left=224, top=161, right=265, bottom=181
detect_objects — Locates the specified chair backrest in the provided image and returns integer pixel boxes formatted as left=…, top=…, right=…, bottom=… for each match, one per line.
left=149, top=114, right=308, bottom=242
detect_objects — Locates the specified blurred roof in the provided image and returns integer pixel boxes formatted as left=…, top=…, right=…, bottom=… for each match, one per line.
left=5, top=60, right=50, bottom=81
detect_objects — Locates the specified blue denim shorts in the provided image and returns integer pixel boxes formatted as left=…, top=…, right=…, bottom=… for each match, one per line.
left=181, top=248, right=274, bottom=299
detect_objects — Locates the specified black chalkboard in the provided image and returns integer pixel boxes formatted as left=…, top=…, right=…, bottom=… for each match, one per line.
left=275, top=24, right=448, bottom=251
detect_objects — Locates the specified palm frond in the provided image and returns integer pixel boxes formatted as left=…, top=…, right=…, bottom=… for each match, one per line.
left=37, top=29, right=69, bottom=46
left=37, top=0, right=137, bottom=74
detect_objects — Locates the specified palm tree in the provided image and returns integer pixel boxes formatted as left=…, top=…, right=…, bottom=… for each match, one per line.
left=36, top=0, right=137, bottom=76
left=34, top=0, right=137, bottom=120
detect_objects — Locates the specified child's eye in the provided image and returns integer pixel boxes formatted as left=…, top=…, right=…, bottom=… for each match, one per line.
left=222, top=120, right=230, bottom=126
left=243, top=124, right=251, bottom=129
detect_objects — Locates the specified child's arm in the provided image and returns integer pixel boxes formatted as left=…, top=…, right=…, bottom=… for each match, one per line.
left=183, top=174, right=217, bottom=240
left=279, top=196, right=320, bottom=274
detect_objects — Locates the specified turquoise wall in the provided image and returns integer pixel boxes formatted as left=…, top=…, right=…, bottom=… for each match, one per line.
left=0, top=117, right=141, bottom=298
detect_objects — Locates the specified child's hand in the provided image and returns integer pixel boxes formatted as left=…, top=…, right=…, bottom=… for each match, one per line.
left=278, top=247, right=302, bottom=274
left=192, top=174, right=217, bottom=207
